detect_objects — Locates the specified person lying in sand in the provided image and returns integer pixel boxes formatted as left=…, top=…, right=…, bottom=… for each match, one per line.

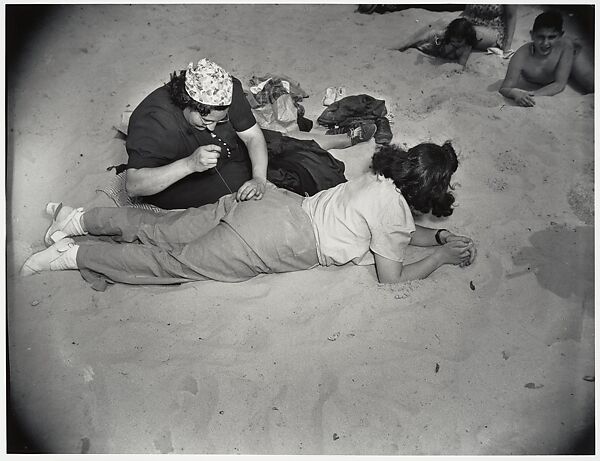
left=125, top=58, right=376, bottom=209
left=21, top=142, right=476, bottom=285
left=398, top=18, right=479, bottom=67
left=499, top=10, right=594, bottom=107
left=392, top=4, right=517, bottom=58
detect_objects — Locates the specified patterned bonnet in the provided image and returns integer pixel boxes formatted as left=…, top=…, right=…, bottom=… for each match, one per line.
left=184, top=58, right=233, bottom=106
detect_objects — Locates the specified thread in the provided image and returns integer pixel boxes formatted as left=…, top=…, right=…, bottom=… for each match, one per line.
left=209, top=131, right=233, bottom=194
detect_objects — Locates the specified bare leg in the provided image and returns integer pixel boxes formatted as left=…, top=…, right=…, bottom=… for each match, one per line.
left=285, top=130, right=351, bottom=150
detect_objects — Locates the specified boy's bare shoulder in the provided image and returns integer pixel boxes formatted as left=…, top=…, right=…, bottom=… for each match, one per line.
left=509, top=43, right=531, bottom=63
left=515, top=43, right=531, bottom=56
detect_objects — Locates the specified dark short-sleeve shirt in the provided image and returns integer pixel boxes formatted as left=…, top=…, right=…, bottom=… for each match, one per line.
left=126, top=77, right=257, bottom=208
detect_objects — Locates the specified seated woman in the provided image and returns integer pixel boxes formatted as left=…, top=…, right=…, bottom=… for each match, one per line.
left=392, top=4, right=517, bottom=57
left=499, top=10, right=594, bottom=107
left=124, top=58, right=376, bottom=210
left=21, top=142, right=476, bottom=285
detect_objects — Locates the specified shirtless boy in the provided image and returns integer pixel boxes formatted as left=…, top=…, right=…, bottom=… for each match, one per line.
left=499, top=10, right=592, bottom=107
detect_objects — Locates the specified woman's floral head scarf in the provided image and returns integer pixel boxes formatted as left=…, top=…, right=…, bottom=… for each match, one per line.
left=185, top=58, right=233, bottom=106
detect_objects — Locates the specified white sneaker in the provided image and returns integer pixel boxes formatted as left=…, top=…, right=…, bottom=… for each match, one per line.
left=21, top=238, right=78, bottom=276
left=322, top=86, right=347, bottom=106
left=44, top=202, right=86, bottom=246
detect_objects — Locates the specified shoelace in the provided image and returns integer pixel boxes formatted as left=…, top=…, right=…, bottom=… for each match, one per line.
left=348, top=126, right=362, bottom=143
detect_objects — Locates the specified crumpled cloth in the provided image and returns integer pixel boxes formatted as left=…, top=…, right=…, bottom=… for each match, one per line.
left=250, top=93, right=300, bottom=133
left=486, top=47, right=515, bottom=59
left=247, top=73, right=308, bottom=107
left=246, top=74, right=311, bottom=133
left=265, top=131, right=346, bottom=196
left=317, top=94, right=388, bottom=129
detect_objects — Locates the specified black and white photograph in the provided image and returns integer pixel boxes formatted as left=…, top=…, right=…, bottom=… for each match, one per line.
left=5, top=2, right=595, bottom=456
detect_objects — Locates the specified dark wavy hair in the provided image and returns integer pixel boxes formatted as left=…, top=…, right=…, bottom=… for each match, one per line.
left=444, top=18, right=479, bottom=47
left=532, top=10, right=563, bottom=32
left=166, top=70, right=230, bottom=115
left=371, top=141, right=458, bottom=217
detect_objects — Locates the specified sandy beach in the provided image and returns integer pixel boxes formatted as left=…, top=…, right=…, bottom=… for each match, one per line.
left=6, top=3, right=595, bottom=456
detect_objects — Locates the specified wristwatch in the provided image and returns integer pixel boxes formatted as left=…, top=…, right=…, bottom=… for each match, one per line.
left=435, top=228, right=448, bottom=245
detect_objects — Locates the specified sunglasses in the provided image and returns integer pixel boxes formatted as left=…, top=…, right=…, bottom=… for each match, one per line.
left=200, top=113, right=229, bottom=126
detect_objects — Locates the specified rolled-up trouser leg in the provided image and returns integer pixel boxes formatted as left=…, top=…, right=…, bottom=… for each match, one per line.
left=76, top=220, right=268, bottom=285
left=76, top=189, right=319, bottom=285
left=82, top=194, right=236, bottom=250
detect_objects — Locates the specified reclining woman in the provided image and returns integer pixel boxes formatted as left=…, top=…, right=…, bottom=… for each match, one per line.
left=405, top=18, right=480, bottom=68
left=499, top=10, right=594, bottom=107
left=392, top=4, right=518, bottom=58
left=21, top=142, right=476, bottom=285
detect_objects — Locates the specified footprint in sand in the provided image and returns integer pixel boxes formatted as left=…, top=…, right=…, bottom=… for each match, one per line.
left=493, top=150, right=527, bottom=174
left=567, top=166, right=594, bottom=225
left=485, top=176, right=508, bottom=192
left=79, top=437, right=91, bottom=454
left=491, top=150, right=535, bottom=192
left=165, top=374, right=219, bottom=452
left=179, top=374, right=199, bottom=395
left=568, top=182, right=594, bottom=224
left=472, top=252, right=504, bottom=299
left=153, top=428, right=174, bottom=454
left=310, top=371, right=339, bottom=452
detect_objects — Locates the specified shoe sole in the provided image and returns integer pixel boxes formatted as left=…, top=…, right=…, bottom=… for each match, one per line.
left=44, top=202, right=68, bottom=246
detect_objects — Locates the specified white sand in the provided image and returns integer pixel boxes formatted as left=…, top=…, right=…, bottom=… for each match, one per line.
left=6, top=4, right=594, bottom=455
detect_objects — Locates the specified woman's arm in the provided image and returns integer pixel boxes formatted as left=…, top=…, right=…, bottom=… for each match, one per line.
left=412, top=225, right=476, bottom=266
left=502, top=5, right=518, bottom=52
left=392, top=36, right=430, bottom=52
left=374, top=239, right=473, bottom=283
left=126, top=144, right=222, bottom=197
left=532, top=40, right=575, bottom=97
left=374, top=252, right=444, bottom=283
left=409, top=225, right=450, bottom=247
left=389, top=24, right=441, bottom=51
left=236, top=123, right=268, bottom=200
left=126, top=162, right=190, bottom=197
left=373, top=226, right=476, bottom=283
left=457, top=45, right=473, bottom=66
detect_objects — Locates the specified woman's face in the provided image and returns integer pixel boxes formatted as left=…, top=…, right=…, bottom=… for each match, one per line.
left=186, top=108, right=229, bottom=131
left=531, top=27, right=563, bottom=56
left=449, top=36, right=466, bottom=49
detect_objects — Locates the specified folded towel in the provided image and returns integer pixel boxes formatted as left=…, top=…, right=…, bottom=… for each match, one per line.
left=486, top=47, right=515, bottom=59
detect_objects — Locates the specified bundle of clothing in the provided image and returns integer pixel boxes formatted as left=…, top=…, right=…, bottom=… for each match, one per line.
left=264, top=130, right=346, bottom=197
left=246, top=74, right=313, bottom=133
left=317, top=94, right=393, bottom=145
